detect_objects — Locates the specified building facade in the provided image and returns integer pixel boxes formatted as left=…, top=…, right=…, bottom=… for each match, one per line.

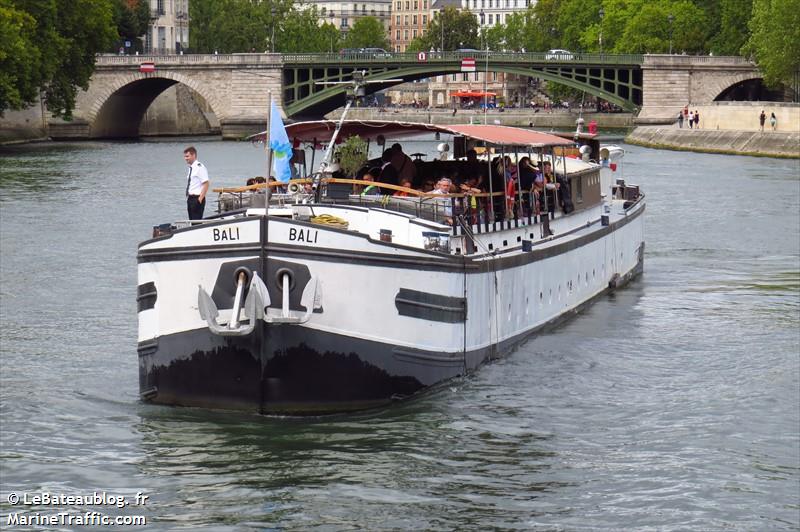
left=463, top=0, right=532, bottom=29
left=391, top=0, right=432, bottom=52
left=145, top=0, right=189, bottom=54
left=309, top=0, right=392, bottom=39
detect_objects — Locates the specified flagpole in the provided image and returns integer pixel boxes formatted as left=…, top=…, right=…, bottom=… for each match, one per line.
left=265, top=90, right=273, bottom=210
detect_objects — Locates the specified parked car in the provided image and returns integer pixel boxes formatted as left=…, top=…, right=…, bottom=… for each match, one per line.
left=344, top=47, right=392, bottom=58
left=545, top=49, right=574, bottom=60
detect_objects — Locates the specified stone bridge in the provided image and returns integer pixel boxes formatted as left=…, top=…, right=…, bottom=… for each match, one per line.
left=49, top=53, right=768, bottom=139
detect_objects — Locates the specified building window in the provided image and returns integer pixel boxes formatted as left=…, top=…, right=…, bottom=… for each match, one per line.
left=396, top=1, right=401, bottom=9
left=493, top=71, right=497, bottom=81
left=451, top=73, right=457, bottom=81
left=462, top=72, right=468, bottom=81
left=481, top=0, right=485, bottom=7
left=423, top=0, right=427, bottom=7
left=405, top=1, right=410, bottom=8
left=488, top=13, right=493, bottom=24
left=474, top=71, right=479, bottom=81
left=396, top=15, right=400, bottom=24
left=412, top=14, right=417, bottom=24
left=404, top=29, right=409, bottom=39
left=413, top=29, right=417, bottom=37
left=422, top=14, right=427, bottom=24
left=404, top=15, right=409, bottom=24
left=396, top=29, right=401, bottom=39
left=342, top=17, right=348, bottom=27
left=363, top=4, right=367, bottom=12
left=414, top=0, right=418, bottom=8
left=489, top=0, right=492, bottom=7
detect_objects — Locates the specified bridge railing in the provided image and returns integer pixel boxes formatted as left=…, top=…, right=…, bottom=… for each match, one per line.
left=95, top=53, right=283, bottom=66
left=95, top=51, right=645, bottom=67
left=282, top=51, right=645, bottom=65
left=95, top=52, right=756, bottom=68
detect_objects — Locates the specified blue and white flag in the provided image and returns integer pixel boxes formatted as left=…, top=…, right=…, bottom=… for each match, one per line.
left=269, top=100, right=293, bottom=183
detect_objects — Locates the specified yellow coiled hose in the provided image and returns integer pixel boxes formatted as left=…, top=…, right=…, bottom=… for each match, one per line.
left=309, top=213, right=349, bottom=229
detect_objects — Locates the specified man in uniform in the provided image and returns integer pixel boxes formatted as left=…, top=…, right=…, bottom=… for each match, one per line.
left=183, top=146, right=209, bottom=220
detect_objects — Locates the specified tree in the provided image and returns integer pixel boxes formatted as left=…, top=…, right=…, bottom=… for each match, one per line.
left=0, top=5, right=40, bottom=113
left=557, top=0, right=601, bottom=51
left=407, top=7, right=479, bottom=51
left=745, top=0, right=800, bottom=87
left=279, top=9, right=341, bottom=52
left=342, top=16, right=389, bottom=50
left=606, top=0, right=707, bottom=54
left=0, top=0, right=116, bottom=118
left=709, top=0, right=753, bottom=55
left=189, top=0, right=337, bottom=53
left=114, top=0, right=150, bottom=53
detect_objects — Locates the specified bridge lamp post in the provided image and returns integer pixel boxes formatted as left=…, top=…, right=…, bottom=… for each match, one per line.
left=439, top=12, right=444, bottom=52
left=330, top=11, right=335, bottom=53
left=271, top=7, right=277, bottom=53
left=668, top=14, right=674, bottom=55
left=598, top=8, right=604, bottom=55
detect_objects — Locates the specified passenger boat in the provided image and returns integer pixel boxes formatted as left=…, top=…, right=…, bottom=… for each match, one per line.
left=137, top=120, right=644, bottom=415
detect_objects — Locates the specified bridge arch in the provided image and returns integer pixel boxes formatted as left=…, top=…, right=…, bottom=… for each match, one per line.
left=88, top=72, right=223, bottom=138
left=284, top=62, right=642, bottom=118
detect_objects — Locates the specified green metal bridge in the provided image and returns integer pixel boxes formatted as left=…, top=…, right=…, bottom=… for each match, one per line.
left=282, top=51, right=644, bottom=117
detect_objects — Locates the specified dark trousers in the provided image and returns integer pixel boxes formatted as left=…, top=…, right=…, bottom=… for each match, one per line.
left=187, top=195, right=205, bottom=220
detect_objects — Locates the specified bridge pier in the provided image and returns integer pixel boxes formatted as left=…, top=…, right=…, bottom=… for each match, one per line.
left=637, top=55, right=763, bottom=124
left=219, top=119, right=269, bottom=140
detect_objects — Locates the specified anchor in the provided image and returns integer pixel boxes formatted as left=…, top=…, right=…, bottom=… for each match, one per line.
left=198, top=270, right=269, bottom=336
left=263, top=273, right=321, bottom=324
left=198, top=269, right=321, bottom=335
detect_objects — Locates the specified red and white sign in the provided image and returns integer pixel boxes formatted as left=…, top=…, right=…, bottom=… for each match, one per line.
left=417, top=51, right=427, bottom=62
left=461, top=58, right=476, bottom=72
left=139, top=62, right=156, bottom=73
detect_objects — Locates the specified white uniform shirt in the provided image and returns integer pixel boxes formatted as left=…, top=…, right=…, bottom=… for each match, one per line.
left=186, top=160, right=209, bottom=195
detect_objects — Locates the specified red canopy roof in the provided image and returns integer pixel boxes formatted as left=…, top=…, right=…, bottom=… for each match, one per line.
left=451, top=90, right=496, bottom=98
left=249, top=120, right=573, bottom=148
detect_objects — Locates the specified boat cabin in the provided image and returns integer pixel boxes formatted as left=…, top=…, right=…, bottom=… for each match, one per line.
left=218, top=121, right=604, bottom=230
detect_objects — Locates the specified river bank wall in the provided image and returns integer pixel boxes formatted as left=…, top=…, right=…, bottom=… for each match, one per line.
left=324, top=108, right=633, bottom=129
left=626, top=126, right=799, bottom=158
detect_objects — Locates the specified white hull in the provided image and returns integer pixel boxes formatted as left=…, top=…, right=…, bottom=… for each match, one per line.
left=137, top=196, right=644, bottom=414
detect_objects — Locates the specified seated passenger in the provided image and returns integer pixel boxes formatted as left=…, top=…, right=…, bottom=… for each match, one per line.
left=394, top=178, right=414, bottom=196
left=361, top=167, right=383, bottom=196
left=430, top=177, right=452, bottom=195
